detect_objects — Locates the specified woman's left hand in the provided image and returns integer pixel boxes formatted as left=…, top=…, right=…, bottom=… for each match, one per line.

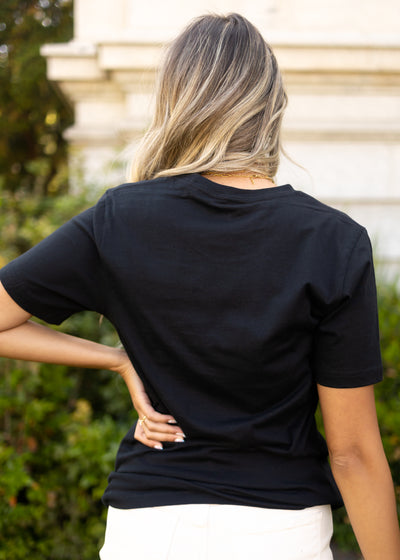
left=112, top=350, right=186, bottom=450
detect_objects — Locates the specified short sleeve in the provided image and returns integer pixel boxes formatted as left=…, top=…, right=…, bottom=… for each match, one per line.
left=313, top=228, right=383, bottom=388
left=0, top=205, right=106, bottom=325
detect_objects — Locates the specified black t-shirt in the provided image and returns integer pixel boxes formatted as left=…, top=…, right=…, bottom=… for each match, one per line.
left=0, top=174, right=383, bottom=510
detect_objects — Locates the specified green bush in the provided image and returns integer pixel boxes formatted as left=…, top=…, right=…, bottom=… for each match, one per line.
left=1, top=3, right=139, bottom=556
left=0, top=319, right=135, bottom=560
left=376, top=282, right=400, bottom=507
left=0, top=0, right=73, bottom=196
left=0, top=188, right=135, bottom=559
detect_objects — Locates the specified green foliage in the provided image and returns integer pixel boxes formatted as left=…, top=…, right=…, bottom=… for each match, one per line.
left=0, top=0, right=73, bottom=195
left=376, top=283, right=400, bottom=504
left=0, top=182, right=135, bottom=557
left=0, top=328, right=135, bottom=559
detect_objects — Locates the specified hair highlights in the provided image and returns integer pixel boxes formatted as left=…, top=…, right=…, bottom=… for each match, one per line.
left=128, top=13, right=287, bottom=182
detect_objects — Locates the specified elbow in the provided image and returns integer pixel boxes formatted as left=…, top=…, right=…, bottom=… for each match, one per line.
left=328, top=444, right=391, bottom=490
left=328, top=446, right=367, bottom=474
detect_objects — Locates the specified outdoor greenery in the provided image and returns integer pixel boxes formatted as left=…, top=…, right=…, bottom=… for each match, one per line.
left=0, top=0, right=73, bottom=196
left=0, top=1, right=399, bottom=558
left=0, top=317, right=135, bottom=559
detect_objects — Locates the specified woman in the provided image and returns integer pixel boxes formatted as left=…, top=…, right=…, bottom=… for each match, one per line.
left=0, top=13, right=399, bottom=560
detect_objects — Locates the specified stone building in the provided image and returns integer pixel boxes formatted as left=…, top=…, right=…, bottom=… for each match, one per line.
left=41, top=0, right=400, bottom=279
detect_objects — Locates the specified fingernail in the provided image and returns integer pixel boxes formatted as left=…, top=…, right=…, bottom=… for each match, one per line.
left=168, top=419, right=177, bottom=424
left=176, top=432, right=186, bottom=438
left=174, top=438, right=185, bottom=443
left=154, top=444, right=163, bottom=450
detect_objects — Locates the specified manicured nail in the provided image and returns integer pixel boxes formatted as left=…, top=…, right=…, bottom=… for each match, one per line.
left=168, top=419, right=177, bottom=424
left=174, top=438, right=185, bottom=443
left=154, top=444, right=163, bottom=450
left=176, top=432, right=186, bottom=438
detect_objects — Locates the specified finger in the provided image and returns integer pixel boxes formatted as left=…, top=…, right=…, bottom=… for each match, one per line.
left=141, top=422, right=186, bottom=443
left=139, top=416, right=186, bottom=438
left=134, top=424, right=163, bottom=450
left=138, top=409, right=185, bottom=435
left=141, top=418, right=186, bottom=441
left=141, top=407, right=178, bottom=425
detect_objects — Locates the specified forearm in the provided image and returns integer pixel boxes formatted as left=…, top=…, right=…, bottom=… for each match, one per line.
left=0, top=320, right=125, bottom=372
left=0, top=318, right=185, bottom=447
left=332, top=448, right=400, bottom=559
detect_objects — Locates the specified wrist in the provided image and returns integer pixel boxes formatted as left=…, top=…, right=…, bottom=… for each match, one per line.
left=108, top=347, right=129, bottom=373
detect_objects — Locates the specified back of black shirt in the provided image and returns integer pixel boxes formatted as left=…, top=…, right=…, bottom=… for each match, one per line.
left=0, top=173, right=382, bottom=509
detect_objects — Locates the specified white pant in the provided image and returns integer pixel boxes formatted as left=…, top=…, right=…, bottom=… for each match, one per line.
left=99, top=503, right=333, bottom=560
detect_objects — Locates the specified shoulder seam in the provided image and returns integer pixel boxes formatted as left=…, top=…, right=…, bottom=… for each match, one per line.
left=290, top=192, right=359, bottom=225
left=341, top=227, right=366, bottom=295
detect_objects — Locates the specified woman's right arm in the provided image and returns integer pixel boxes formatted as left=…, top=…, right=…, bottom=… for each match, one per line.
left=318, top=383, right=400, bottom=559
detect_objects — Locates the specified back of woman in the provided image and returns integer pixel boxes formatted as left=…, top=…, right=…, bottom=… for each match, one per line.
left=0, top=12, right=399, bottom=560
left=75, top=173, right=378, bottom=512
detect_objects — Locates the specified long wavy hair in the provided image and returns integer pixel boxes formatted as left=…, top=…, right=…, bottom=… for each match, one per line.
left=128, top=13, right=288, bottom=182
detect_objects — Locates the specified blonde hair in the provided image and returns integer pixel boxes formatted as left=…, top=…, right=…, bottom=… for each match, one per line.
left=128, top=13, right=288, bottom=182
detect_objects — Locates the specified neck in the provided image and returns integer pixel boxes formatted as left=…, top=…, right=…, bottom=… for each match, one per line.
left=201, top=171, right=276, bottom=190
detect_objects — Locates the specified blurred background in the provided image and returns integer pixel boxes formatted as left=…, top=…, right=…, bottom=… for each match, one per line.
left=0, top=1, right=399, bottom=558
